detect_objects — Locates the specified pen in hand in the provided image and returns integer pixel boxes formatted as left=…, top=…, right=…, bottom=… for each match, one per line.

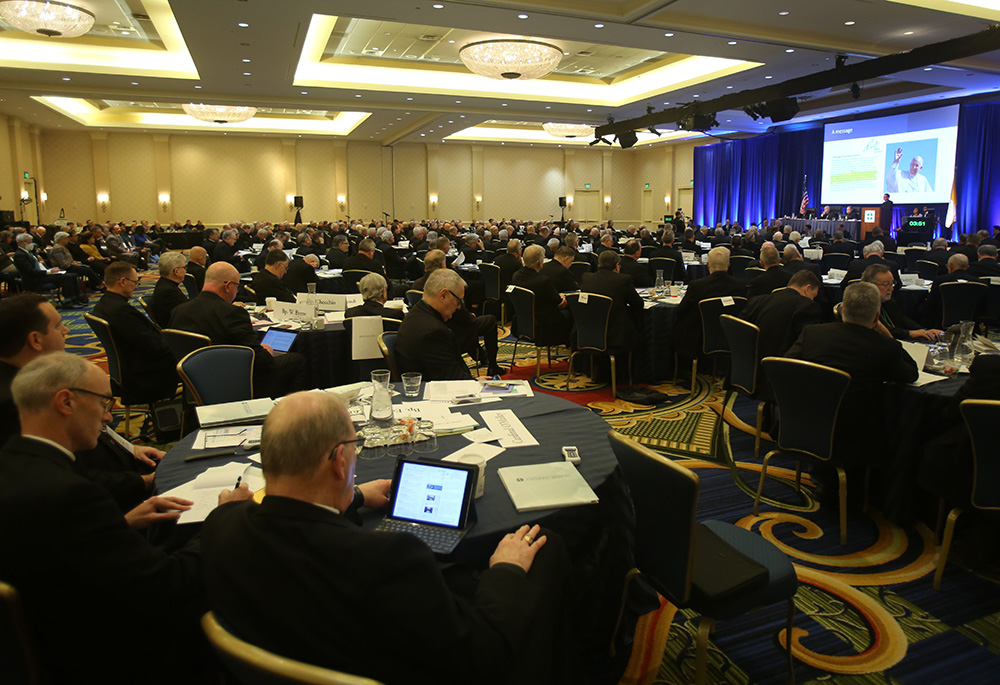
left=234, top=476, right=242, bottom=490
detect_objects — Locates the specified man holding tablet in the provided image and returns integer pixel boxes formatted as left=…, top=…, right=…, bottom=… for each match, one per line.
left=202, top=391, right=579, bottom=684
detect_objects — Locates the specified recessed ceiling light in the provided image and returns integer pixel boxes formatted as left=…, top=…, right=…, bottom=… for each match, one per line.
left=594, top=23, right=604, bottom=28
left=131, top=82, right=138, bottom=85
left=692, top=94, right=699, bottom=97
left=904, top=31, right=914, bottom=35
left=121, top=31, right=130, bottom=35
left=786, top=48, right=795, bottom=53
left=661, top=102, right=669, bottom=105
left=355, top=94, right=361, bottom=97
left=844, top=20, right=855, bottom=25
left=195, top=85, right=202, bottom=89
left=563, top=51, right=569, bottom=55
left=243, top=72, right=251, bottom=76
left=726, top=119, right=732, bottom=122
left=778, top=10, right=789, bottom=15
left=421, top=133, right=426, bottom=136
left=242, top=59, right=251, bottom=63
left=238, top=22, right=249, bottom=27
left=726, top=85, right=733, bottom=89
left=448, top=120, right=454, bottom=123
left=397, top=117, right=402, bottom=120
left=448, top=40, right=455, bottom=44
left=664, top=32, right=674, bottom=37
left=62, top=77, right=70, bottom=81
left=406, top=97, right=413, bottom=100
left=764, top=75, right=773, bottom=79
left=517, top=13, right=528, bottom=19
left=301, top=90, right=307, bottom=94
left=501, top=103, right=507, bottom=106
left=924, top=67, right=933, bottom=71
left=433, top=3, right=444, bottom=7
left=728, top=41, right=737, bottom=45
left=456, top=100, right=461, bottom=103
left=545, top=105, right=551, bottom=109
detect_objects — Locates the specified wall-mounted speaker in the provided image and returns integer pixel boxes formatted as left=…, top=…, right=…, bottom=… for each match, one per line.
left=293, top=195, right=304, bottom=208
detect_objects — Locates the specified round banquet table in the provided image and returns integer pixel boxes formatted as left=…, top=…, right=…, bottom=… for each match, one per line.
left=154, top=390, right=633, bottom=567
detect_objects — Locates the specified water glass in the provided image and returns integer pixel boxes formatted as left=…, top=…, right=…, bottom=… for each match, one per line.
left=413, top=420, right=437, bottom=453
left=401, top=372, right=422, bottom=398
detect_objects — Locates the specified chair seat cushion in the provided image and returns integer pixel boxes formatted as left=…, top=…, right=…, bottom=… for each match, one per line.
left=689, top=520, right=797, bottom=619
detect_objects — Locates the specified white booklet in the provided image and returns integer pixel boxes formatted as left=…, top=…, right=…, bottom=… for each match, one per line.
left=196, top=398, right=275, bottom=427
left=497, top=461, right=599, bottom=512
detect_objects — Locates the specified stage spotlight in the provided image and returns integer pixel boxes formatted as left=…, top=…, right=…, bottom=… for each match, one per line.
left=589, top=136, right=612, bottom=146
left=647, top=127, right=661, bottom=136
left=616, top=130, right=639, bottom=149
left=646, top=105, right=655, bottom=115
left=850, top=82, right=861, bottom=99
left=835, top=54, right=848, bottom=68
left=743, top=105, right=759, bottom=120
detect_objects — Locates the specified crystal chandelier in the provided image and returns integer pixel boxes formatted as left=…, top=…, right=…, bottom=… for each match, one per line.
left=182, top=103, right=257, bottom=125
left=459, top=39, right=563, bottom=80
left=0, top=0, right=95, bottom=38
left=542, top=123, right=594, bottom=138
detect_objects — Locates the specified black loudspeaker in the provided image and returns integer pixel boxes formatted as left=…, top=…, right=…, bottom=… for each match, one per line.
left=0, top=210, right=14, bottom=225
left=559, top=196, right=567, bottom=208
left=293, top=195, right=304, bottom=208
left=765, top=97, right=800, bottom=123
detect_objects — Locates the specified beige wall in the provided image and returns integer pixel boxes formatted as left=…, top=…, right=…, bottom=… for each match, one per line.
left=0, top=114, right=709, bottom=226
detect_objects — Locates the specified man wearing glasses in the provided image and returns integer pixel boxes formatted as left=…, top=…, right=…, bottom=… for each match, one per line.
left=170, top=261, right=306, bottom=398
left=148, top=251, right=190, bottom=328
left=861, top=264, right=943, bottom=342
left=92, top=261, right=179, bottom=403
left=396, top=268, right=475, bottom=380
left=0, top=352, right=251, bottom=682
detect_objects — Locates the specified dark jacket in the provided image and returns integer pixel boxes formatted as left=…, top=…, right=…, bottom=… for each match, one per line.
left=251, top=269, right=296, bottom=304
left=580, top=267, right=644, bottom=349
left=396, top=300, right=472, bottom=380
left=149, top=277, right=189, bottom=329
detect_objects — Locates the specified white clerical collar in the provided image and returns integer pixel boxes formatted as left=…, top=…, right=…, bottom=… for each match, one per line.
left=23, top=435, right=75, bottom=462
left=310, top=502, right=341, bottom=516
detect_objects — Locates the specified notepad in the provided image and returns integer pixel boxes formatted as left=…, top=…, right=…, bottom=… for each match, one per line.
left=497, top=461, right=599, bottom=512
left=196, top=398, right=275, bottom=427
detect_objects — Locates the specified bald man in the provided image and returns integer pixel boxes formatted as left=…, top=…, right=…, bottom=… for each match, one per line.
left=186, top=245, right=208, bottom=294
left=169, top=262, right=306, bottom=398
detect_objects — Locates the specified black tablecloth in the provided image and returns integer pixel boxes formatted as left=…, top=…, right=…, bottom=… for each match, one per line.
left=635, top=303, right=677, bottom=382
left=155, top=392, right=627, bottom=566
left=288, top=325, right=351, bottom=389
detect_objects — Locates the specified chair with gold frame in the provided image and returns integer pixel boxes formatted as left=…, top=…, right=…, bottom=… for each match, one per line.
left=719, top=314, right=769, bottom=458
left=0, top=579, right=41, bottom=685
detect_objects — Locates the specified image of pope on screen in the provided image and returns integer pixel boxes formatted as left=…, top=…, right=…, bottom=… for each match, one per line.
left=885, top=139, right=936, bottom=194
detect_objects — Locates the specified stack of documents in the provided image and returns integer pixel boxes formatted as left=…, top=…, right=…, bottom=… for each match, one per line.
left=196, top=398, right=275, bottom=427
left=498, top=461, right=600, bottom=512
left=160, top=463, right=265, bottom=524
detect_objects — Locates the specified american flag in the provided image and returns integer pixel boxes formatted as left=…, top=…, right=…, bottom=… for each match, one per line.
left=799, top=176, right=809, bottom=216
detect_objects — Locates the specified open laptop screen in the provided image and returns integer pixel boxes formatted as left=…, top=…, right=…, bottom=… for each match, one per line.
left=389, top=460, right=473, bottom=529
left=260, top=328, right=297, bottom=353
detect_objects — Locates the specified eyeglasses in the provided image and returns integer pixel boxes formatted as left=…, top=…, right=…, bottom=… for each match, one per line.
left=873, top=280, right=894, bottom=288
left=446, top=290, right=464, bottom=307
left=67, top=387, right=115, bottom=412
left=122, top=276, right=139, bottom=285
left=331, top=437, right=366, bottom=455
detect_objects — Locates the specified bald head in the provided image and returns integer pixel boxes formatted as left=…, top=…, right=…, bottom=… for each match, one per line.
left=261, top=391, right=352, bottom=478
left=204, top=262, right=240, bottom=302
left=706, top=246, right=730, bottom=273
left=189, top=246, right=208, bottom=265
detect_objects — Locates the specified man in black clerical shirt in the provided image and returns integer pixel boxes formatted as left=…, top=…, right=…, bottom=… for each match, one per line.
left=149, top=251, right=190, bottom=328
left=251, top=250, right=296, bottom=304
left=345, top=272, right=404, bottom=321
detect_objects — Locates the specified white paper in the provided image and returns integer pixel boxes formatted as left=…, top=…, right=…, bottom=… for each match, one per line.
left=424, top=380, right=482, bottom=402
left=481, top=409, right=538, bottom=448
left=463, top=428, right=500, bottom=443
left=579, top=292, right=589, bottom=304
left=192, top=425, right=263, bottom=449
left=910, top=371, right=950, bottom=387
left=351, top=315, right=383, bottom=361
left=160, top=462, right=259, bottom=524
left=442, top=442, right=505, bottom=464
left=901, top=273, right=918, bottom=286
left=720, top=296, right=735, bottom=307
left=827, top=268, right=847, bottom=282
left=900, top=341, right=930, bottom=370
left=324, top=311, right=346, bottom=324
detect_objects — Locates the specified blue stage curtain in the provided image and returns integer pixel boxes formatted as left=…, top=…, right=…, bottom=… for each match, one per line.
left=956, top=102, right=1000, bottom=236
left=694, top=128, right=822, bottom=228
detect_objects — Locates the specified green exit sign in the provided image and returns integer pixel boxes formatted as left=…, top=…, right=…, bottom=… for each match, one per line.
left=644, top=183, right=650, bottom=189
left=23, top=172, right=28, bottom=179
left=584, top=183, right=591, bottom=189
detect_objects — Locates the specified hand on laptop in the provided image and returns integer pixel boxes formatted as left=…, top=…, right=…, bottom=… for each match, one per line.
left=490, top=524, right=547, bottom=572
left=358, top=479, right=392, bottom=508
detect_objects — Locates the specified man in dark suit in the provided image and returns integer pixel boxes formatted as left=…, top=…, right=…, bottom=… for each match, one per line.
left=619, top=240, right=653, bottom=287
left=169, top=262, right=305, bottom=398
left=879, top=193, right=894, bottom=232
left=843, top=241, right=901, bottom=289
left=343, top=238, right=388, bottom=278
left=0, top=352, right=251, bottom=683
left=673, top=247, right=747, bottom=358
left=494, top=239, right=523, bottom=290
left=650, top=229, right=686, bottom=283
left=954, top=232, right=980, bottom=264
left=254, top=239, right=285, bottom=271
left=922, top=253, right=977, bottom=327
left=921, top=238, right=951, bottom=275
left=862, top=263, right=943, bottom=341
left=540, top=246, right=579, bottom=294
left=202, top=390, right=575, bottom=685
left=787, top=282, right=918, bottom=466
left=186, top=246, right=208, bottom=294
left=283, top=254, right=320, bottom=294
left=782, top=244, right=822, bottom=278
left=326, top=235, right=351, bottom=269
left=512, top=245, right=571, bottom=345
left=345, top=272, right=404, bottom=321
left=823, top=230, right=854, bottom=255
left=968, top=244, right=1000, bottom=279
left=396, top=269, right=474, bottom=380
left=864, top=226, right=897, bottom=253
left=213, top=228, right=242, bottom=269
left=13, top=233, right=86, bottom=305
left=581, top=250, right=644, bottom=349
left=251, top=250, right=296, bottom=304
left=149, top=251, right=190, bottom=328
left=742, top=270, right=822, bottom=360
left=92, top=261, right=178, bottom=402
left=747, top=246, right=789, bottom=299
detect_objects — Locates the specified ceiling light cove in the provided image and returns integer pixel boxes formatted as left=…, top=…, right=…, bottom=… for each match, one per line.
left=294, top=14, right=760, bottom=108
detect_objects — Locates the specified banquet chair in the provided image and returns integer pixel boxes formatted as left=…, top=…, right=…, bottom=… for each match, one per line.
left=404, top=289, right=423, bottom=307
left=183, top=272, right=201, bottom=297
left=85, top=313, right=176, bottom=434
left=565, top=293, right=631, bottom=398
left=569, top=261, right=592, bottom=284
left=743, top=266, right=766, bottom=282
left=344, top=317, right=401, bottom=382
left=755, top=358, right=854, bottom=544
left=940, top=281, right=987, bottom=327
left=177, top=345, right=255, bottom=407
left=822, top=253, right=852, bottom=272
left=729, top=255, right=756, bottom=280
left=933, top=399, right=1000, bottom=590
left=137, top=296, right=161, bottom=330
left=341, top=270, right=368, bottom=294
left=201, top=612, right=383, bottom=685
left=719, top=314, right=769, bottom=458
left=508, top=286, right=558, bottom=378
left=478, top=262, right=506, bottom=323
left=641, top=245, right=656, bottom=258
left=377, top=332, right=400, bottom=381
left=607, top=431, right=798, bottom=685
left=162, top=329, right=212, bottom=363
left=883, top=251, right=907, bottom=272
left=676, top=296, right=746, bottom=397
left=904, top=248, right=928, bottom=273
left=916, top=260, right=940, bottom=281
left=648, top=257, right=676, bottom=283
left=0, top=579, right=41, bottom=685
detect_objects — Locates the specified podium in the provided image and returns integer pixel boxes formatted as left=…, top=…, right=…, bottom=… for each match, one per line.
left=861, top=207, right=879, bottom=241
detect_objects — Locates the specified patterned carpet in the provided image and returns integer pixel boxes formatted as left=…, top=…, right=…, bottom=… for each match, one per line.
left=65, top=286, right=1000, bottom=684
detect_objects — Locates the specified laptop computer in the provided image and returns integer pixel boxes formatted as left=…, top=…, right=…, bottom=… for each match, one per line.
left=260, top=328, right=298, bottom=356
left=375, top=458, right=477, bottom=555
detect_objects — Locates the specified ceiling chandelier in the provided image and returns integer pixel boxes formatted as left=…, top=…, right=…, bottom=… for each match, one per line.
left=542, top=122, right=594, bottom=138
left=0, top=0, right=95, bottom=38
left=459, top=39, right=563, bottom=80
left=182, top=103, right=257, bottom=125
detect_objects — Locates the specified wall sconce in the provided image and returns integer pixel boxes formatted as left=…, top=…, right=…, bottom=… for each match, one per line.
left=337, top=195, right=346, bottom=211
left=20, top=190, right=28, bottom=200
left=565, top=196, right=573, bottom=206
left=604, top=196, right=611, bottom=210
left=158, top=193, right=170, bottom=212
left=97, top=193, right=109, bottom=212
left=474, top=195, right=482, bottom=211
left=286, top=195, right=295, bottom=211
left=429, top=194, right=438, bottom=211
left=40, top=192, right=47, bottom=203
left=664, top=195, right=671, bottom=206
